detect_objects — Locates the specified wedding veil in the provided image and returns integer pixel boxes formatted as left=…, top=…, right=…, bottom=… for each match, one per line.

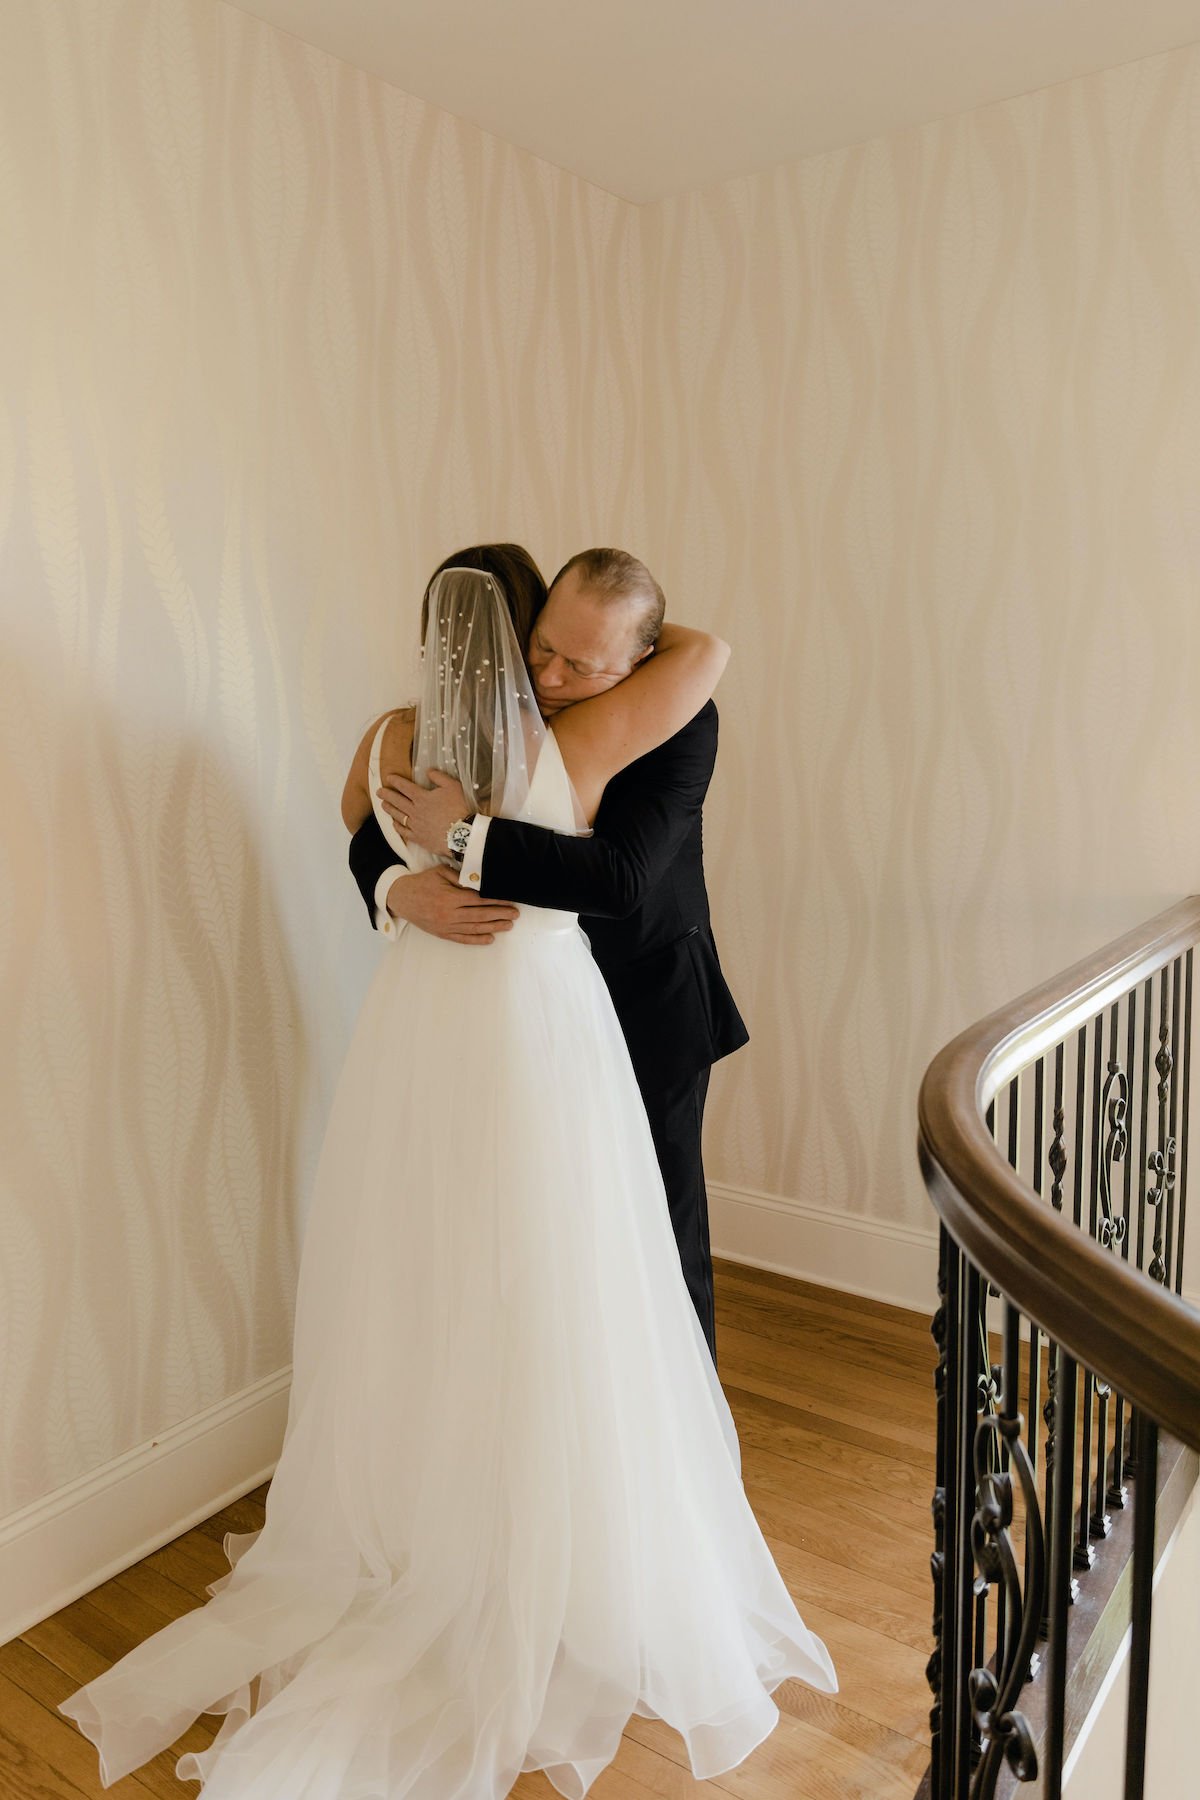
left=410, top=565, right=547, bottom=822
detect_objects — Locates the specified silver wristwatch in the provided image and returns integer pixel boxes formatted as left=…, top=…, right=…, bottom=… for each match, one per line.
left=446, top=816, right=475, bottom=860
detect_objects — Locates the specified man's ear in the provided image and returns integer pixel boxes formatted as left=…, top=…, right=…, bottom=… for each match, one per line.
left=632, top=643, right=655, bottom=668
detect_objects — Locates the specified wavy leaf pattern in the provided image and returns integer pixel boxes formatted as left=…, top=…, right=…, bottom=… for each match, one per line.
left=0, top=0, right=641, bottom=1516
left=641, top=47, right=1200, bottom=1245
left=2, top=2, right=1199, bottom=1526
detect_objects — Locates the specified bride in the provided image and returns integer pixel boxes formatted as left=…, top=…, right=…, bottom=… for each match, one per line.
left=58, top=557, right=837, bottom=1798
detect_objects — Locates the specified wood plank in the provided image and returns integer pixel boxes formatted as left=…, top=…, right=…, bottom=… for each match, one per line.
left=718, top=1326, right=935, bottom=1431
left=714, top=1260, right=929, bottom=1336
left=783, top=1603, right=929, bottom=1742
left=765, top=1537, right=931, bottom=1654
left=718, top=1289, right=936, bottom=1378
left=623, top=1703, right=922, bottom=1800
left=0, top=1639, right=212, bottom=1800
left=731, top=1390, right=933, bottom=1512
left=741, top=1443, right=929, bottom=1539
left=723, top=1378, right=932, bottom=1473
left=0, top=1663, right=160, bottom=1799
left=17, top=1267, right=937, bottom=1798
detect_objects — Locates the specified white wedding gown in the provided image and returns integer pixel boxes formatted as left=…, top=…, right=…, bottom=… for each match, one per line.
left=59, top=721, right=837, bottom=1798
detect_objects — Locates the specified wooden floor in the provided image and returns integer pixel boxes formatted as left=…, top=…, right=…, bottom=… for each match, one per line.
left=2, top=1261, right=937, bottom=1800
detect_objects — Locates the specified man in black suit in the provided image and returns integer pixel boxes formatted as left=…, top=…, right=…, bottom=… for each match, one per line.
left=347, top=548, right=747, bottom=1368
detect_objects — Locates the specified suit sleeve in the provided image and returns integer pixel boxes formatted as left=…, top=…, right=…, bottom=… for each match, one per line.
left=478, top=711, right=717, bottom=919
left=348, top=812, right=409, bottom=931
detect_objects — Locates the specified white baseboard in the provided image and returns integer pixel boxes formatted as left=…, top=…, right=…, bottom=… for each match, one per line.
left=707, top=1179, right=1200, bottom=1324
left=708, top=1179, right=940, bottom=1313
left=0, top=1367, right=290, bottom=1649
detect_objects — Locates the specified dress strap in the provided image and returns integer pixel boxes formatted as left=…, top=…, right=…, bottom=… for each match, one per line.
left=368, top=715, right=410, bottom=858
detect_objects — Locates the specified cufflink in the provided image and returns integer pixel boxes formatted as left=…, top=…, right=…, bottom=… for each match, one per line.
left=468, top=871, right=480, bottom=885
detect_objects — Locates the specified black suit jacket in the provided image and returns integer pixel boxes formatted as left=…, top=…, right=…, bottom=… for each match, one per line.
left=348, top=700, right=748, bottom=1086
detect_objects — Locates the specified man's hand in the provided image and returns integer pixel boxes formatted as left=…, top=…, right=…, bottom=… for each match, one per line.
left=385, top=865, right=517, bottom=945
left=377, top=770, right=471, bottom=855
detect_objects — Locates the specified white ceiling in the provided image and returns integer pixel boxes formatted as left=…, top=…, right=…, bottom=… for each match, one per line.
left=226, top=0, right=1200, bottom=204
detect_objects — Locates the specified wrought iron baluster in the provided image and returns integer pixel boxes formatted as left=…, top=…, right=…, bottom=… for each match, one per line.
left=1049, top=1043, right=1067, bottom=1213
left=973, top=1264, right=993, bottom=1747
left=1122, top=988, right=1138, bottom=1259
left=991, top=1077, right=1021, bottom=1665
left=1177, top=948, right=1193, bottom=1299
left=929, top=1223, right=950, bottom=1798
left=948, top=1235, right=966, bottom=1799
left=1127, top=979, right=1154, bottom=1486
left=1088, top=1012, right=1103, bottom=1243
left=970, top=1100, right=1000, bottom=1747
left=1164, top=956, right=1182, bottom=1285
left=1093, top=1377, right=1111, bottom=1546
left=965, top=1297, right=1043, bottom=1799
left=1110, top=989, right=1138, bottom=1506
left=1097, top=1008, right=1130, bottom=1257
left=1026, top=1059, right=1044, bottom=1607
left=1136, top=977, right=1153, bottom=1274
left=1146, top=966, right=1175, bottom=1287
left=1075, top=1023, right=1097, bottom=1572
left=955, top=1260, right=985, bottom=1790
left=1039, top=1342, right=1062, bottom=1638
left=1091, top=1004, right=1126, bottom=1539
left=1123, top=1414, right=1159, bottom=1800
left=1040, top=1046, right=1068, bottom=1636
left=1072, top=1026, right=1088, bottom=1235
left=1044, top=1351, right=1079, bottom=1800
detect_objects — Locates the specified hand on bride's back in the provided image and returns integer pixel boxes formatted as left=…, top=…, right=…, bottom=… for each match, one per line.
left=386, top=866, right=518, bottom=946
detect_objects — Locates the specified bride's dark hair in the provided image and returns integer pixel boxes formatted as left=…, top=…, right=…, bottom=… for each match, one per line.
left=420, top=543, right=546, bottom=651
left=413, top=546, right=550, bottom=820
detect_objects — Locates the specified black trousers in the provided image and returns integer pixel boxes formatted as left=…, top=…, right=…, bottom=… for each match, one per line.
left=634, top=1062, right=717, bottom=1371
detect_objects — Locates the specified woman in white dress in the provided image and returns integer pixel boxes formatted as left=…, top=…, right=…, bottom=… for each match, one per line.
left=58, top=558, right=837, bottom=1798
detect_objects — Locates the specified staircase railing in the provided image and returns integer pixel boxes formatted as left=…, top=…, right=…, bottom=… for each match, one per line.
left=917, top=896, right=1200, bottom=1799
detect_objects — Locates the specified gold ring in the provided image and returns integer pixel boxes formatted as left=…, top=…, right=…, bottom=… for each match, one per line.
left=400, top=812, right=409, bottom=830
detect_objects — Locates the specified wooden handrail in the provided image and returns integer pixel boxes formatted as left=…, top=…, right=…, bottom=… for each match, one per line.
left=918, top=895, right=1200, bottom=1450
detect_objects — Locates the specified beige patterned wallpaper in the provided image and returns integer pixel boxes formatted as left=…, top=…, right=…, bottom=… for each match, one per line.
left=3, top=0, right=1199, bottom=1531
left=0, top=0, right=641, bottom=1517
left=640, top=44, right=1200, bottom=1261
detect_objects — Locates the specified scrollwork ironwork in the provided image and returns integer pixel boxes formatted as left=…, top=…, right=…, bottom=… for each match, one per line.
left=1048, top=1106, right=1067, bottom=1213
left=1098, top=1061, right=1129, bottom=1257
left=966, top=1413, right=1045, bottom=1797
left=920, top=935, right=1198, bottom=1798
left=1094, top=1062, right=1130, bottom=1422
left=928, top=1244, right=949, bottom=1765
left=1146, top=1137, right=1176, bottom=1286
left=1156, top=1021, right=1173, bottom=1105
left=1143, top=1001, right=1177, bottom=1286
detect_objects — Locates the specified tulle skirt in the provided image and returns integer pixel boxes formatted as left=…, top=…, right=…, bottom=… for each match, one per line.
left=58, top=914, right=837, bottom=1797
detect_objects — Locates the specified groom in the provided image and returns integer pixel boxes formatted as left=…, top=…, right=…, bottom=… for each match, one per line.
left=347, top=546, right=747, bottom=1369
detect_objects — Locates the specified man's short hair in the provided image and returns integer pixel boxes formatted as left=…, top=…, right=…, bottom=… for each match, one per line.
left=549, top=548, right=666, bottom=656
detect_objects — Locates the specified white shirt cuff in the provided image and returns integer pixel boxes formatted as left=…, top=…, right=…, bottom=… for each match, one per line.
left=457, top=815, right=491, bottom=889
left=374, top=863, right=410, bottom=939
